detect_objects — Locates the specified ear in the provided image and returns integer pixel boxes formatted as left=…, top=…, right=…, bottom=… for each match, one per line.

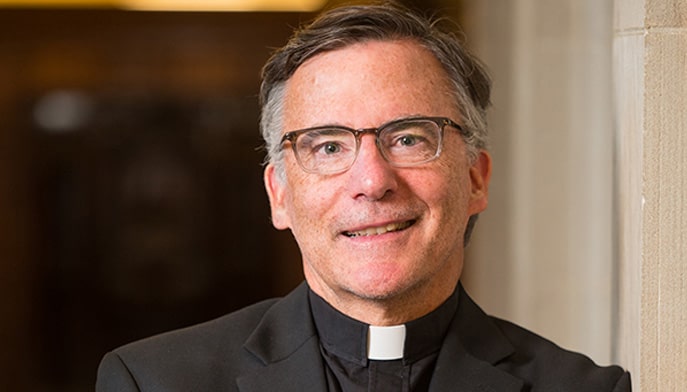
left=467, top=150, right=492, bottom=215
left=264, top=163, right=291, bottom=230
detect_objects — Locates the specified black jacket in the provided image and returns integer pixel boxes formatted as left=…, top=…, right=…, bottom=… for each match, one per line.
left=96, top=282, right=631, bottom=391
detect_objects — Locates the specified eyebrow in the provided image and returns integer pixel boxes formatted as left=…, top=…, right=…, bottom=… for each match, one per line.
left=295, top=114, right=433, bottom=132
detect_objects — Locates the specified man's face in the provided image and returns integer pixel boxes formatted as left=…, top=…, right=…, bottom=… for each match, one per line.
left=264, top=40, right=490, bottom=317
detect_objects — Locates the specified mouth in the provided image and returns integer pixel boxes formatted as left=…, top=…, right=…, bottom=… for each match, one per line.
left=342, top=220, right=415, bottom=238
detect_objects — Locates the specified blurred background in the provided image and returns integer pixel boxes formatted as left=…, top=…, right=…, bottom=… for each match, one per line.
left=0, top=0, right=469, bottom=390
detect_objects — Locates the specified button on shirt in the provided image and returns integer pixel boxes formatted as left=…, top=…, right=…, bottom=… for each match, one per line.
left=308, top=288, right=459, bottom=392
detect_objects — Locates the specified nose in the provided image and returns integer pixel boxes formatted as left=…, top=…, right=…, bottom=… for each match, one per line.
left=346, top=134, right=398, bottom=201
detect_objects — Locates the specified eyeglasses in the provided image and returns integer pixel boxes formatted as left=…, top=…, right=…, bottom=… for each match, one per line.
left=279, top=116, right=465, bottom=175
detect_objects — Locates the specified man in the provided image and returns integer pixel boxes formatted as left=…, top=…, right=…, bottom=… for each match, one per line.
left=96, top=2, right=631, bottom=391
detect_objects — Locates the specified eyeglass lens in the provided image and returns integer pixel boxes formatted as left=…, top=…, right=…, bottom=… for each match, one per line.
left=293, top=119, right=443, bottom=174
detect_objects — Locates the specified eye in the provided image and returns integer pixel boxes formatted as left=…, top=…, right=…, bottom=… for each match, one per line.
left=320, top=142, right=343, bottom=155
left=397, top=134, right=419, bottom=147
left=389, top=132, right=427, bottom=149
left=298, top=129, right=354, bottom=157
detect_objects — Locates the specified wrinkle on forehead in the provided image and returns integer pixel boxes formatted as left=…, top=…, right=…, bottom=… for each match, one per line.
left=283, top=39, right=457, bottom=131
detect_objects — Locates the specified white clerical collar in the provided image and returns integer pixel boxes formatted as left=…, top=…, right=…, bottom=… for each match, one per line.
left=367, top=324, right=406, bottom=360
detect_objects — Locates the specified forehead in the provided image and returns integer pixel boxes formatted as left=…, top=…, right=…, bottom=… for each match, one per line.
left=282, top=39, right=456, bottom=131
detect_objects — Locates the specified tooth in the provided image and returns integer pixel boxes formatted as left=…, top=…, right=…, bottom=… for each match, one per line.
left=346, top=221, right=410, bottom=237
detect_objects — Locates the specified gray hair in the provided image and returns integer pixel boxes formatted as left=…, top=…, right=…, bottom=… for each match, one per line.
left=259, top=1, right=491, bottom=244
left=260, top=2, right=491, bottom=170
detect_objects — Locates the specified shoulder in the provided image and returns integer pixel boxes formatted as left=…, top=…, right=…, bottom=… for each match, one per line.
left=491, top=317, right=631, bottom=391
left=117, top=297, right=279, bottom=353
left=97, top=298, right=280, bottom=392
left=454, top=284, right=631, bottom=391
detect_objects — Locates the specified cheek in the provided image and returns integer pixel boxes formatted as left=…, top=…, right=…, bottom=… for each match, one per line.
left=420, top=165, right=472, bottom=225
left=285, top=174, right=336, bottom=230
left=425, top=158, right=467, bottom=194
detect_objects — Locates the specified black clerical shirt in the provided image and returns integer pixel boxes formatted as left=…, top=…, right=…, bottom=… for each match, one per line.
left=308, top=288, right=459, bottom=392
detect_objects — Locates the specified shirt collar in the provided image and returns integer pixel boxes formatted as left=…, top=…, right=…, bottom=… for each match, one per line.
left=308, top=285, right=460, bottom=366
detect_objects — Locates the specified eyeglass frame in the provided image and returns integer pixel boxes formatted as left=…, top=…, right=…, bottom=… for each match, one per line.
left=278, top=116, right=467, bottom=175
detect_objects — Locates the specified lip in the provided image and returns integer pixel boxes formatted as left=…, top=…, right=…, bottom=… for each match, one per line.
left=342, top=219, right=416, bottom=238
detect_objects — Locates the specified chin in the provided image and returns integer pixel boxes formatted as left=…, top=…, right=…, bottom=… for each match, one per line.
left=346, top=278, right=416, bottom=302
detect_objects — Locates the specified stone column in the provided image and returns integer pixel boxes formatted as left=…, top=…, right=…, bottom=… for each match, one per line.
left=614, top=0, right=687, bottom=389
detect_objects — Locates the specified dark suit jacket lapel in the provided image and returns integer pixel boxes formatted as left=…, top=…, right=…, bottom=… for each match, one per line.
left=237, top=282, right=524, bottom=392
left=429, top=284, right=524, bottom=392
left=236, top=283, right=328, bottom=392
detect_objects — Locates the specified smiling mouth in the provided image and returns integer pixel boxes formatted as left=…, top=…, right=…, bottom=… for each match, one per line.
left=343, top=220, right=415, bottom=238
